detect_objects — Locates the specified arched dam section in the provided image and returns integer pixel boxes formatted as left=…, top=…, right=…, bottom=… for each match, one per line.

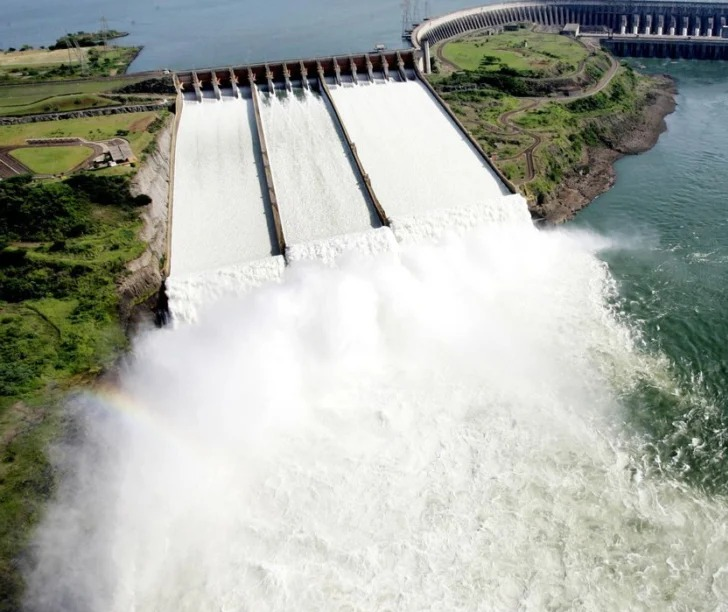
left=412, top=0, right=728, bottom=67
left=167, top=50, right=523, bottom=320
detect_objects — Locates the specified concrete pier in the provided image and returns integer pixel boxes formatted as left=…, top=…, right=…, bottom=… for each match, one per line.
left=192, top=72, right=203, bottom=102
left=248, top=69, right=286, bottom=256
left=424, top=39, right=432, bottom=74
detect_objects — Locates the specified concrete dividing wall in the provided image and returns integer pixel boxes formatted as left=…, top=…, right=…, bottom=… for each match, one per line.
left=164, top=90, right=183, bottom=276
left=413, top=68, right=518, bottom=196
left=316, top=74, right=390, bottom=226
left=248, top=76, right=287, bottom=256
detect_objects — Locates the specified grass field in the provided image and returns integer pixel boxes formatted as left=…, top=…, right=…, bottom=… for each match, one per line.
left=10, top=145, right=94, bottom=175
left=442, top=30, right=589, bottom=76
left=0, top=46, right=140, bottom=82
left=0, top=76, right=144, bottom=115
left=0, top=48, right=94, bottom=66
left=0, top=111, right=161, bottom=158
left=0, top=93, right=117, bottom=117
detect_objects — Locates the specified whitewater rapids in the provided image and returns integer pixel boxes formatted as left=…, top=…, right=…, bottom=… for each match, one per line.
left=23, top=215, right=728, bottom=611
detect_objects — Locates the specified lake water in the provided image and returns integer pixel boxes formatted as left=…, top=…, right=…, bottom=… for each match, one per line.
left=1, top=0, right=476, bottom=71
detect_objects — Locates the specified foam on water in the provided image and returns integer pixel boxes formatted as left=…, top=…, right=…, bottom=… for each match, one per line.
left=285, top=226, right=397, bottom=265
left=389, top=193, right=532, bottom=243
left=23, top=210, right=728, bottom=611
left=166, top=255, right=285, bottom=324
left=170, top=90, right=277, bottom=276
left=329, top=78, right=512, bottom=219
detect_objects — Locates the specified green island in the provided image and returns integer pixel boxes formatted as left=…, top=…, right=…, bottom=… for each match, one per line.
left=0, top=29, right=174, bottom=608
left=428, top=26, right=675, bottom=221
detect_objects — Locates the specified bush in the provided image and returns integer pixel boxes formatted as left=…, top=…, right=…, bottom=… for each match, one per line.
left=0, top=177, right=92, bottom=241
left=64, top=174, right=134, bottom=208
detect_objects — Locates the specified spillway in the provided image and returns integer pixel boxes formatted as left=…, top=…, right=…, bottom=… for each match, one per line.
left=170, top=90, right=278, bottom=276
left=258, top=87, right=380, bottom=246
left=328, top=76, right=516, bottom=226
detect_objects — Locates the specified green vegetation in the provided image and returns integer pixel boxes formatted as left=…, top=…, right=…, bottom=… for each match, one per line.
left=0, top=46, right=140, bottom=83
left=0, top=77, right=141, bottom=109
left=0, top=93, right=117, bottom=117
left=0, top=110, right=164, bottom=162
left=442, top=30, right=588, bottom=76
left=429, top=29, right=660, bottom=212
left=0, top=75, right=148, bottom=117
left=0, top=173, right=151, bottom=609
left=50, top=30, right=129, bottom=50
left=10, top=145, right=94, bottom=175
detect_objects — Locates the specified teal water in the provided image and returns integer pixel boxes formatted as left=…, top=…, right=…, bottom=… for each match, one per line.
left=574, top=60, right=728, bottom=491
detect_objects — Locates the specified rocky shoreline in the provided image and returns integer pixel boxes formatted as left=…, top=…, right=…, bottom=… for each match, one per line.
left=534, top=74, right=678, bottom=224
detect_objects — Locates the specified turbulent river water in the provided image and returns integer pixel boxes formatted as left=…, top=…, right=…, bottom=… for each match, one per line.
left=575, top=60, right=728, bottom=494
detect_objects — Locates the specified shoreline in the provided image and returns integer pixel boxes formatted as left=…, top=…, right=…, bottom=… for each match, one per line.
left=535, top=73, right=678, bottom=224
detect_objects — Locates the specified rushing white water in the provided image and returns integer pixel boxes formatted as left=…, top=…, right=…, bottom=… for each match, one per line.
left=24, top=213, right=728, bottom=611
left=259, top=88, right=380, bottom=245
left=170, top=89, right=277, bottom=276
left=165, top=255, right=286, bottom=324
left=329, top=77, right=512, bottom=219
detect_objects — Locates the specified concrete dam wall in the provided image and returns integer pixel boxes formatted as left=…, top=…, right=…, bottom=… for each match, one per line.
left=412, top=0, right=728, bottom=62
left=166, top=51, right=525, bottom=321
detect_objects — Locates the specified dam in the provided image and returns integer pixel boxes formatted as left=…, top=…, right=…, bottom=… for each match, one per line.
left=165, top=0, right=728, bottom=321
left=412, top=0, right=728, bottom=66
left=166, top=51, right=523, bottom=319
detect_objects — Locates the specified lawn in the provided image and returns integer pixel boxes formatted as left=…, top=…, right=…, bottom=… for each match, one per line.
left=0, top=75, right=145, bottom=114
left=0, top=47, right=92, bottom=66
left=0, top=46, right=141, bottom=82
left=0, top=111, right=161, bottom=158
left=10, top=145, right=94, bottom=175
left=0, top=93, right=117, bottom=117
left=442, top=31, right=589, bottom=76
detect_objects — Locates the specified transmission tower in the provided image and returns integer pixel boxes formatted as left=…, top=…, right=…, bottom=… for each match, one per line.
left=71, top=37, right=87, bottom=75
left=401, top=0, right=412, bottom=38
left=100, top=17, right=110, bottom=49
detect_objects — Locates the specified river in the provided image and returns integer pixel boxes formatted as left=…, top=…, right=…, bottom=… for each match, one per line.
left=574, top=59, right=728, bottom=492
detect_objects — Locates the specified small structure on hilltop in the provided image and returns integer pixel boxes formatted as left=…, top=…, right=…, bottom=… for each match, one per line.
left=561, top=23, right=581, bottom=37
